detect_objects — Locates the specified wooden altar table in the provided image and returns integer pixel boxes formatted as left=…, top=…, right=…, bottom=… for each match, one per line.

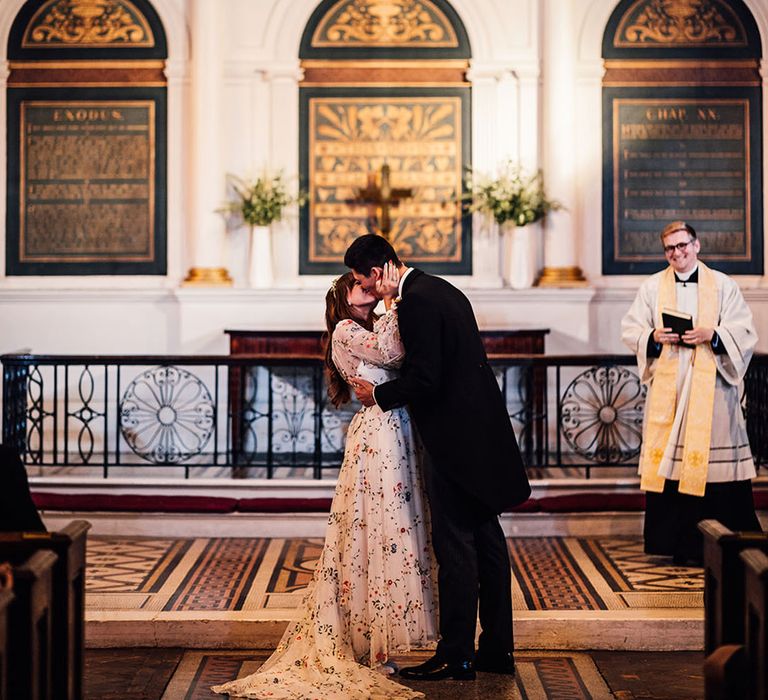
left=225, top=329, right=549, bottom=471
left=225, top=328, right=549, bottom=358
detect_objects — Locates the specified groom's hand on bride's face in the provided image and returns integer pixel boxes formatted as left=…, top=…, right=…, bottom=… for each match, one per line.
left=351, top=378, right=375, bottom=407
left=375, top=261, right=399, bottom=299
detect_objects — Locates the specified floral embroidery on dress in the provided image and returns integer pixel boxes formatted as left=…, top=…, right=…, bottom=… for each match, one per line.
left=330, top=310, right=405, bottom=380
left=212, top=308, right=437, bottom=699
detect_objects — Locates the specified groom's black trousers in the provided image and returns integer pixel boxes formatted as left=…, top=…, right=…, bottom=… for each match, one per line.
left=424, top=460, right=514, bottom=663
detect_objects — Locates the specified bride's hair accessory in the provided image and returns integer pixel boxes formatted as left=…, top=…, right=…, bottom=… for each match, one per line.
left=329, top=276, right=339, bottom=293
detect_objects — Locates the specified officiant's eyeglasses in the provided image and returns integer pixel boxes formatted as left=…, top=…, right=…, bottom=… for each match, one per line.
left=663, top=240, right=693, bottom=255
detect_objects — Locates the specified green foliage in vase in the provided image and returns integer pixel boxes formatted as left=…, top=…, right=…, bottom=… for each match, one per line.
left=465, top=163, right=561, bottom=227
left=224, top=172, right=305, bottom=227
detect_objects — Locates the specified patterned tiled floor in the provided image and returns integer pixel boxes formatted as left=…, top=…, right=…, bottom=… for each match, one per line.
left=160, top=649, right=613, bottom=700
left=85, top=535, right=703, bottom=614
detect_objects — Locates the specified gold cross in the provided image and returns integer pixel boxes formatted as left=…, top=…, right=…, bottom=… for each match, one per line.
left=350, top=164, right=412, bottom=240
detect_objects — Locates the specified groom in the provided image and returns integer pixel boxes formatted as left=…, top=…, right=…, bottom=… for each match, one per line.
left=345, top=234, right=530, bottom=681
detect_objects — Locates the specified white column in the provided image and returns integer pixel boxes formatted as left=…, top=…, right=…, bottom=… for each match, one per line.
left=266, top=65, right=304, bottom=288
left=219, top=60, right=261, bottom=286
left=182, top=0, right=232, bottom=286
left=538, top=0, right=586, bottom=286
left=466, top=65, right=506, bottom=288
left=514, top=61, right=541, bottom=173
left=575, top=57, right=605, bottom=282
left=514, top=61, right=544, bottom=275
left=164, top=57, right=188, bottom=287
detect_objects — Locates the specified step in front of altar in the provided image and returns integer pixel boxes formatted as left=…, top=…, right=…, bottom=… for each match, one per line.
left=83, top=534, right=706, bottom=651
left=35, top=478, right=764, bottom=651
left=86, top=609, right=703, bottom=652
left=35, top=476, right=768, bottom=537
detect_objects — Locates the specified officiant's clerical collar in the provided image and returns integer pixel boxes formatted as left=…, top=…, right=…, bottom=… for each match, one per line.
left=674, top=264, right=698, bottom=285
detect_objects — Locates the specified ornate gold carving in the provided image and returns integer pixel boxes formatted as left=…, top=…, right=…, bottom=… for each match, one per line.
left=309, top=97, right=463, bottom=263
left=312, top=0, right=458, bottom=48
left=23, top=0, right=155, bottom=48
left=616, top=0, right=747, bottom=47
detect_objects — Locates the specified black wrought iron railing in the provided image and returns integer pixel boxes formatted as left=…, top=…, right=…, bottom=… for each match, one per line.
left=1, top=352, right=766, bottom=478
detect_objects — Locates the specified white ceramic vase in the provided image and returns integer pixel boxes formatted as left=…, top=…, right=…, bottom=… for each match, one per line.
left=248, top=225, right=273, bottom=289
left=501, top=222, right=536, bottom=289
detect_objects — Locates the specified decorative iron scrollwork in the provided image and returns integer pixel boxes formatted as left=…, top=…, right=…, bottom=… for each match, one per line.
left=271, top=369, right=321, bottom=457
left=70, top=365, right=101, bottom=463
left=561, top=366, right=646, bottom=463
left=120, top=366, right=214, bottom=464
left=25, top=365, right=46, bottom=463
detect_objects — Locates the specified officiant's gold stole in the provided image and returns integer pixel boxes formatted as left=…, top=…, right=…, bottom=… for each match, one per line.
left=299, top=0, right=472, bottom=274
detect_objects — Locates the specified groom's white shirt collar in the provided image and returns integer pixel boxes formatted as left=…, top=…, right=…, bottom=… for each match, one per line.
left=372, top=266, right=412, bottom=408
left=398, top=267, right=414, bottom=298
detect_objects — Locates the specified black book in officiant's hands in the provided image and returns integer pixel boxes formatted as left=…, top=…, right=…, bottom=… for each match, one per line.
left=661, top=307, right=694, bottom=348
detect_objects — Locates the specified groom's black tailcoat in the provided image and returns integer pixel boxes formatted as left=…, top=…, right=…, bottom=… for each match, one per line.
left=375, top=269, right=530, bottom=513
left=374, top=269, right=530, bottom=663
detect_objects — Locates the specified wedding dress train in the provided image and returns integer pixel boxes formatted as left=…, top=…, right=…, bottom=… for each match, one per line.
left=213, top=311, right=437, bottom=699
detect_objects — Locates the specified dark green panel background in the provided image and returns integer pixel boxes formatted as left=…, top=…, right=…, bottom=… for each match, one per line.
left=6, top=87, right=167, bottom=276
left=299, top=86, right=472, bottom=275
left=602, top=86, right=762, bottom=275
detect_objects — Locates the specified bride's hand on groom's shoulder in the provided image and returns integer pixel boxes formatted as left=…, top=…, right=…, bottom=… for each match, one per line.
left=350, top=378, right=376, bottom=407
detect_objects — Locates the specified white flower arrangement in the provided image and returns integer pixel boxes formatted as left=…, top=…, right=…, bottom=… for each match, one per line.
left=223, top=172, right=306, bottom=228
left=465, top=162, right=561, bottom=227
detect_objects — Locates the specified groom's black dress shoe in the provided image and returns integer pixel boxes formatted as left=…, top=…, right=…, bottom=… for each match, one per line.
left=399, top=655, right=476, bottom=681
left=474, top=651, right=516, bottom=675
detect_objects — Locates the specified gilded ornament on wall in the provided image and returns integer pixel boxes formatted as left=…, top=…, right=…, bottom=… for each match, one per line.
left=23, top=0, right=154, bottom=47
left=308, top=96, right=463, bottom=263
left=615, top=0, right=746, bottom=47
left=312, top=0, right=458, bottom=48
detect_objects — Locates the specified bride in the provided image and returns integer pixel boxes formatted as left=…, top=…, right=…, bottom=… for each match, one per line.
left=213, top=265, right=437, bottom=699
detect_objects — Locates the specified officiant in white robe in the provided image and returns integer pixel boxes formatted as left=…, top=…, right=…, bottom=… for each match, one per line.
left=622, top=221, right=762, bottom=564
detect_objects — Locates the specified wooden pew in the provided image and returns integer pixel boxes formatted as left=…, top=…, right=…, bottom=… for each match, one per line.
left=7, top=550, right=57, bottom=700
left=0, top=521, right=90, bottom=700
left=741, top=548, right=768, bottom=700
left=699, top=520, right=768, bottom=655
left=703, top=644, right=747, bottom=700
left=0, top=563, right=14, bottom=700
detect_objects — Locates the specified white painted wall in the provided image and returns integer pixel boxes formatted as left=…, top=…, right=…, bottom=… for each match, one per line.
left=0, top=0, right=766, bottom=360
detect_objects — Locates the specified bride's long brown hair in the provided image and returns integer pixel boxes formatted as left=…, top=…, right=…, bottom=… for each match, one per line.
left=323, top=272, right=376, bottom=407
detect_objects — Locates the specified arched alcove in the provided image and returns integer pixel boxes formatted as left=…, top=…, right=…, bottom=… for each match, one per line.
left=297, top=0, right=473, bottom=275
left=8, top=0, right=167, bottom=59
left=5, top=0, right=169, bottom=276
left=600, top=0, right=763, bottom=275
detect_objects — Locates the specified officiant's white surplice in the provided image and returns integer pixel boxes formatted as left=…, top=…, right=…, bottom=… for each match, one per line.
left=621, top=263, right=758, bottom=484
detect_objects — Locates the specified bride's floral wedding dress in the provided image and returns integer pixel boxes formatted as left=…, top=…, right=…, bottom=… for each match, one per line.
left=213, top=309, right=437, bottom=699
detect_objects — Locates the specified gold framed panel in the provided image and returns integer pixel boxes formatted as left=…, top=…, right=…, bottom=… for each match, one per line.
left=608, top=96, right=755, bottom=267
left=306, top=94, right=464, bottom=266
left=18, top=99, right=156, bottom=264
